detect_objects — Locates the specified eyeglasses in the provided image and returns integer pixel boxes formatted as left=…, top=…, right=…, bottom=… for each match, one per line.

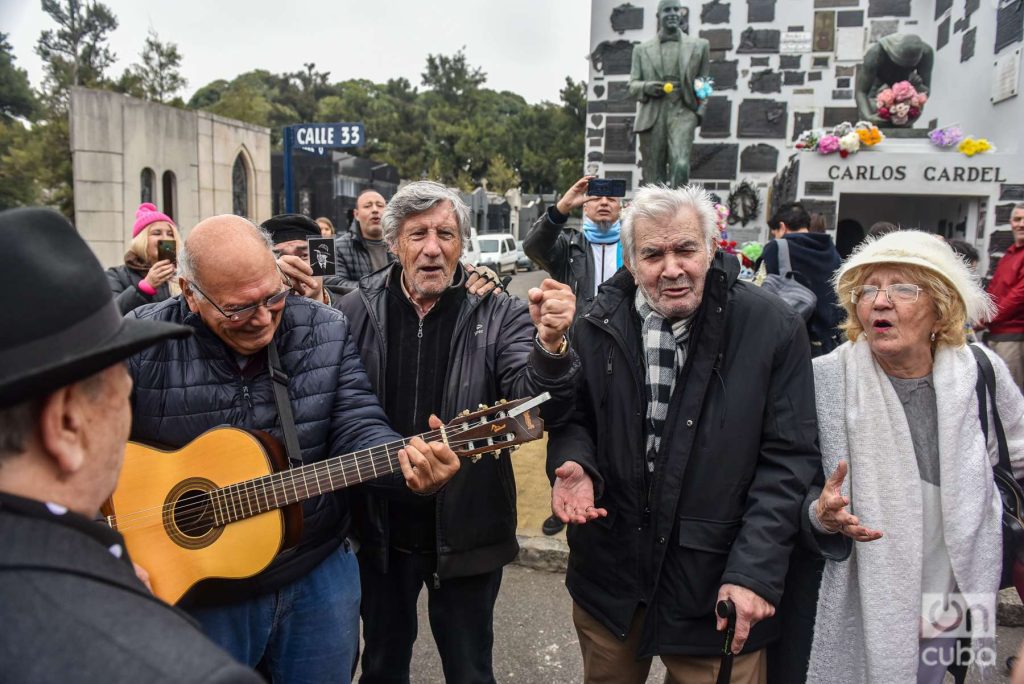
left=188, top=281, right=289, bottom=322
left=850, top=284, right=922, bottom=305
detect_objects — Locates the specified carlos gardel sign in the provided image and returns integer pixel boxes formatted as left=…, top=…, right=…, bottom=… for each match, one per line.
left=291, top=123, right=365, bottom=155
left=827, top=163, right=1008, bottom=183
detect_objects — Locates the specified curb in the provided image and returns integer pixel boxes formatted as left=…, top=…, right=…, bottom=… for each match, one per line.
left=515, top=535, right=1024, bottom=628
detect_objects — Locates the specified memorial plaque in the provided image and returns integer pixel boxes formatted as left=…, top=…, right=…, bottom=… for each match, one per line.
left=823, top=106, right=858, bottom=126
left=837, top=77, right=851, bottom=87
left=868, top=0, right=911, bottom=17
left=836, top=26, right=865, bottom=60
left=593, top=84, right=605, bottom=98
left=610, top=3, right=644, bottom=33
left=961, top=26, right=976, bottom=61
left=590, top=40, right=638, bottom=75
left=954, top=17, right=969, bottom=33
left=700, top=29, right=735, bottom=51
left=937, top=17, right=951, bottom=50
left=965, top=0, right=979, bottom=18
left=836, top=65, right=856, bottom=76
left=690, top=143, right=740, bottom=180
left=588, top=128, right=604, bottom=138
left=788, top=25, right=806, bottom=31
left=737, top=28, right=781, bottom=53
left=800, top=200, right=837, bottom=231
left=700, top=96, right=733, bottom=138
left=710, top=50, right=729, bottom=61
left=1000, top=184, right=1024, bottom=201
left=935, top=0, right=953, bottom=19
left=832, top=89, right=854, bottom=99
left=606, top=81, right=636, bottom=113
left=996, top=2, right=1024, bottom=52
left=813, top=56, right=830, bottom=68
left=751, top=56, right=770, bottom=66
left=737, top=99, right=788, bottom=137
left=591, top=114, right=604, bottom=126
left=814, top=0, right=857, bottom=6
left=869, top=19, right=900, bottom=42
left=780, top=55, right=801, bottom=69
left=748, top=0, right=775, bottom=22
left=702, top=0, right=731, bottom=24
left=604, top=117, right=636, bottom=164
left=740, top=143, right=779, bottom=172
left=996, top=204, right=1016, bottom=225
left=792, top=111, right=816, bottom=140
left=992, top=48, right=1021, bottom=104
left=605, top=170, right=633, bottom=187
left=814, top=12, right=836, bottom=51
left=808, top=71, right=823, bottom=81
left=837, top=10, right=864, bottom=26
left=709, top=60, right=739, bottom=89
left=588, top=100, right=608, bottom=113
left=589, top=138, right=603, bottom=147
left=750, top=70, right=782, bottom=93
left=781, top=31, right=812, bottom=53
left=784, top=70, right=806, bottom=85
left=804, top=181, right=835, bottom=196
left=587, top=151, right=604, bottom=162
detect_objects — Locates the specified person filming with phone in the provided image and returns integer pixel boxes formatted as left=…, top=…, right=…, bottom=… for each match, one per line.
left=106, top=202, right=180, bottom=314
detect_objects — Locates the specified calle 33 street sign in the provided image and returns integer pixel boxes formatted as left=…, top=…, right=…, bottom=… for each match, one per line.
left=290, top=123, right=365, bottom=155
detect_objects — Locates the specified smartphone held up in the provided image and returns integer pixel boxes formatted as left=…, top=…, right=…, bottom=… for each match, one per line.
left=587, top=178, right=627, bottom=198
left=156, top=239, right=177, bottom=264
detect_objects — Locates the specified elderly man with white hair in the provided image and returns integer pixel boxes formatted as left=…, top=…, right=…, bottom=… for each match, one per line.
left=546, top=185, right=827, bottom=684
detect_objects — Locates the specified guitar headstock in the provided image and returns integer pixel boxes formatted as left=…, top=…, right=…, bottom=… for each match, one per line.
left=444, top=394, right=548, bottom=459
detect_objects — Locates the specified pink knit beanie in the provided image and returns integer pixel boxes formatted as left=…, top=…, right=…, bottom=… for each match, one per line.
left=132, top=203, right=175, bottom=238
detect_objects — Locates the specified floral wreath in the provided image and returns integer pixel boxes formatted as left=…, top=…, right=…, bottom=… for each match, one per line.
left=727, top=181, right=761, bottom=227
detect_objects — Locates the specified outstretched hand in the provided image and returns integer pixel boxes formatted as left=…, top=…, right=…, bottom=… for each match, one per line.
left=815, top=460, right=883, bottom=542
left=551, top=461, right=607, bottom=524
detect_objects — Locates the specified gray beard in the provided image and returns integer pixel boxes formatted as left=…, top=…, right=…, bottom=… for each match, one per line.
left=591, top=219, right=615, bottom=232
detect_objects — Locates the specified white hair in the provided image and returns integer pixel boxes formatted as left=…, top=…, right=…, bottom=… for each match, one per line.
left=620, top=184, right=719, bottom=263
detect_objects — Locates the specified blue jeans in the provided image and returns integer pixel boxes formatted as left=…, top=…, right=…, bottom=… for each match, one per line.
left=189, top=543, right=360, bottom=683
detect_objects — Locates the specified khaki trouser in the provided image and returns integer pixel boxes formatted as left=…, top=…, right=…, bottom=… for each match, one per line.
left=989, top=340, right=1024, bottom=392
left=572, top=602, right=767, bottom=684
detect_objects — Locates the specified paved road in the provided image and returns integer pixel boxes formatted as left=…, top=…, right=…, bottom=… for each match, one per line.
left=504, top=267, right=547, bottom=301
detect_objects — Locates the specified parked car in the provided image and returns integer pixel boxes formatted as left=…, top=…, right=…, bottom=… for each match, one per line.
left=463, top=229, right=481, bottom=267
left=515, top=240, right=535, bottom=271
left=477, top=233, right=517, bottom=276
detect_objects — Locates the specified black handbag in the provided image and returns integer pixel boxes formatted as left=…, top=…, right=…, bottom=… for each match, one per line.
left=970, top=344, right=1024, bottom=589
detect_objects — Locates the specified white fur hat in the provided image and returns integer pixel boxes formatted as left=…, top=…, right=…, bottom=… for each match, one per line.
left=836, top=229, right=995, bottom=324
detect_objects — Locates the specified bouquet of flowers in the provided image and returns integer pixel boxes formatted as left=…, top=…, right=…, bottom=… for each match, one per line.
left=957, top=137, right=994, bottom=157
left=928, top=125, right=964, bottom=148
left=796, top=121, right=884, bottom=157
left=875, top=81, right=927, bottom=126
left=694, top=77, right=715, bottom=101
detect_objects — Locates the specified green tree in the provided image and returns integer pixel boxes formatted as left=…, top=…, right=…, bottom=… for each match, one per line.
left=484, top=154, right=520, bottom=193
left=125, top=30, right=186, bottom=103
left=36, top=0, right=118, bottom=102
left=0, top=120, right=41, bottom=209
left=0, top=34, right=37, bottom=122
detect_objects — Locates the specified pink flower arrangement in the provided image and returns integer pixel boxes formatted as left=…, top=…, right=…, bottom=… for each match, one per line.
left=874, top=81, right=927, bottom=126
left=818, top=135, right=840, bottom=155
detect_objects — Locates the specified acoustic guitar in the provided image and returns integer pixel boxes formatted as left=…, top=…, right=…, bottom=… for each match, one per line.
left=102, top=394, right=549, bottom=604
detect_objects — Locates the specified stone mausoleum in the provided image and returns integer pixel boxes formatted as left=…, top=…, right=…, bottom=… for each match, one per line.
left=69, top=87, right=272, bottom=267
left=586, top=0, right=1023, bottom=271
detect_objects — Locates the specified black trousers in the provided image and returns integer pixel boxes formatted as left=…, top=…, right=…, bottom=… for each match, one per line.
left=357, top=550, right=503, bottom=684
left=767, top=544, right=823, bottom=684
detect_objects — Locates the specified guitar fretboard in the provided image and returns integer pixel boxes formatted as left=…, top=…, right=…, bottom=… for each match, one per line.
left=211, top=435, right=421, bottom=526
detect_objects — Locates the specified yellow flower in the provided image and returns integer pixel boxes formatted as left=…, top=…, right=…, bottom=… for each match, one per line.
left=663, top=82, right=674, bottom=94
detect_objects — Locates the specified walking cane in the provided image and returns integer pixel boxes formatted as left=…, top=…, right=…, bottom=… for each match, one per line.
left=716, top=599, right=736, bottom=684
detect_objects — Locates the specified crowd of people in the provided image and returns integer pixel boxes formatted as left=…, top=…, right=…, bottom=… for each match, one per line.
left=1, top=181, right=1023, bottom=684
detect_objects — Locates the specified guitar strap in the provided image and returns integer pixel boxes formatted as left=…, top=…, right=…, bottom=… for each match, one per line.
left=268, top=338, right=303, bottom=468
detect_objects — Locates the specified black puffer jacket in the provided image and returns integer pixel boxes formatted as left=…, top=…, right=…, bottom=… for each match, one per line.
left=339, top=263, right=581, bottom=580
left=126, top=295, right=401, bottom=604
left=547, top=255, right=820, bottom=657
left=324, top=226, right=396, bottom=297
left=106, top=261, right=172, bottom=315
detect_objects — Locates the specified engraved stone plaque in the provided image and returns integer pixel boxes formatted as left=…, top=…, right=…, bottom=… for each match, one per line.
left=604, top=116, right=636, bottom=164
left=588, top=100, right=608, bottom=113
left=996, top=1, right=1023, bottom=53
left=813, top=56, right=830, bottom=68
left=823, top=106, right=858, bottom=126
left=588, top=128, right=604, bottom=137
left=690, top=143, right=740, bottom=180
left=737, top=28, right=781, bottom=53
left=935, top=0, right=953, bottom=19
left=737, top=99, right=788, bottom=137
left=605, top=170, right=634, bottom=187
left=804, top=181, right=835, bottom=196
left=792, top=111, right=816, bottom=140
left=740, top=143, right=779, bottom=172
left=710, top=60, right=739, bottom=89
left=961, top=26, right=976, bottom=61
left=784, top=71, right=806, bottom=85
left=700, top=29, right=735, bottom=51
left=590, top=40, right=638, bottom=75
left=814, top=0, right=858, bottom=7
left=751, top=56, right=770, bottom=66
left=996, top=204, right=1016, bottom=225
left=610, top=4, right=644, bottom=33
left=808, top=71, right=823, bottom=81
left=937, top=17, right=951, bottom=50
left=780, top=55, right=801, bottom=69
left=800, top=200, right=837, bottom=231
left=837, top=10, right=864, bottom=27
left=702, top=0, right=731, bottom=24
left=868, top=0, right=911, bottom=18
left=814, top=12, right=836, bottom=51
left=700, top=96, right=733, bottom=138
left=606, top=81, right=636, bottom=113
left=750, top=70, right=783, bottom=93
left=832, top=89, right=853, bottom=99
left=1000, top=184, right=1024, bottom=201
left=748, top=0, right=775, bottom=22
left=869, top=19, right=900, bottom=42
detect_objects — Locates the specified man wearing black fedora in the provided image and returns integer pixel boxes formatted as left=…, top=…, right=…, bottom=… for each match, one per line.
left=0, top=208, right=260, bottom=682
left=124, top=213, right=461, bottom=683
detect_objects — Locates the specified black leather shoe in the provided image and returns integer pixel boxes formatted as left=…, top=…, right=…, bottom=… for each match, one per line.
left=542, top=514, right=565, bottom=536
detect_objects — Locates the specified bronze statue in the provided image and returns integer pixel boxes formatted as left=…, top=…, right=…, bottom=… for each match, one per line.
left=628, top=0, right=710, bottom=186
left=855, top=34, right=934, bottom=126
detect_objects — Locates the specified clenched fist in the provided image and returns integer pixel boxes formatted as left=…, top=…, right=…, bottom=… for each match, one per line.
left=528, top=279, right=575, bottom=354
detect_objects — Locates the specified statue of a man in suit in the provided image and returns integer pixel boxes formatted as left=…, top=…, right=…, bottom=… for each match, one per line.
left=629, top=0, right=710, bottom=186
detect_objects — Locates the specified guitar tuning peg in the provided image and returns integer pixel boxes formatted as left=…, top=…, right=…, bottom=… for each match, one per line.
left=461, top=409, right=471, bottom=417
left=478, top=404, right=487, bottom=410
left=498, top=398, right=507, bottom=405
left=470, top=455, right=482, bottom=463
left=492, top=452, right=500, bottom=460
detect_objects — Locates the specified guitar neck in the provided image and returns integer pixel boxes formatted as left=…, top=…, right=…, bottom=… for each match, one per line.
left=214, top=432, right=426, bottom=526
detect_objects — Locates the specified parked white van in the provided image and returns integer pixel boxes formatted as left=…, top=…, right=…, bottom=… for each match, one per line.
left=462, top=229, right=481, bottom=267
left=476, top=233, right=517, bottom=276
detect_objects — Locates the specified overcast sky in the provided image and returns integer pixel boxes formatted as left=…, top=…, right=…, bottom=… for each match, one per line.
left=2, top=0, right=593, bottom=105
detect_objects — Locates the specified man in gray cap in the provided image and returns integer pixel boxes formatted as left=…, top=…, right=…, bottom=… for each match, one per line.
left=0, top=208, right=260, bottom=682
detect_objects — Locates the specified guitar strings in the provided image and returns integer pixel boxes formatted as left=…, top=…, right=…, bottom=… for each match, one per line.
left=110, top=434, right=503, bottom=534
left=110, top=415, right=530, bottom=534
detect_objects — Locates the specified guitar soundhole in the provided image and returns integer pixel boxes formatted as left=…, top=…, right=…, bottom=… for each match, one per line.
left=163, top=477, right=224, bottom=550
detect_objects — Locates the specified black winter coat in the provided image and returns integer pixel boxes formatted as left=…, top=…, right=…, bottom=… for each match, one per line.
left=126, top=295, right=402, bottom=604
left=324, top=226, right=396, bottom=297
left=523, top=207, right=599, bottom=304
left=339, top=263, right=581, bottom=580
left=547, top=255, right=820, bottom=657
left=106, top=263, right=172, bottom=315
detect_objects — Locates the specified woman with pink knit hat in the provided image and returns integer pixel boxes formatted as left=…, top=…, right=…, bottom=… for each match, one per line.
left=106, top=203, right=182, bottom=314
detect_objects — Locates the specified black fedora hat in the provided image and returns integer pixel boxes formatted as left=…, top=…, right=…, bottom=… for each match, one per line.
left=0, top=208, right=191, bottom=408
left=260, top=213, right=321, bottom=244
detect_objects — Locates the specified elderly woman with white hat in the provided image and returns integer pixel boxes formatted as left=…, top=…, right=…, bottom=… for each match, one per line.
left=805, top=230, right=1024, bottom=683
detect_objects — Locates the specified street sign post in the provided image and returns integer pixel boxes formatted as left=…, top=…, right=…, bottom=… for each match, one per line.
left=283, top=122, right=365, bottom=213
